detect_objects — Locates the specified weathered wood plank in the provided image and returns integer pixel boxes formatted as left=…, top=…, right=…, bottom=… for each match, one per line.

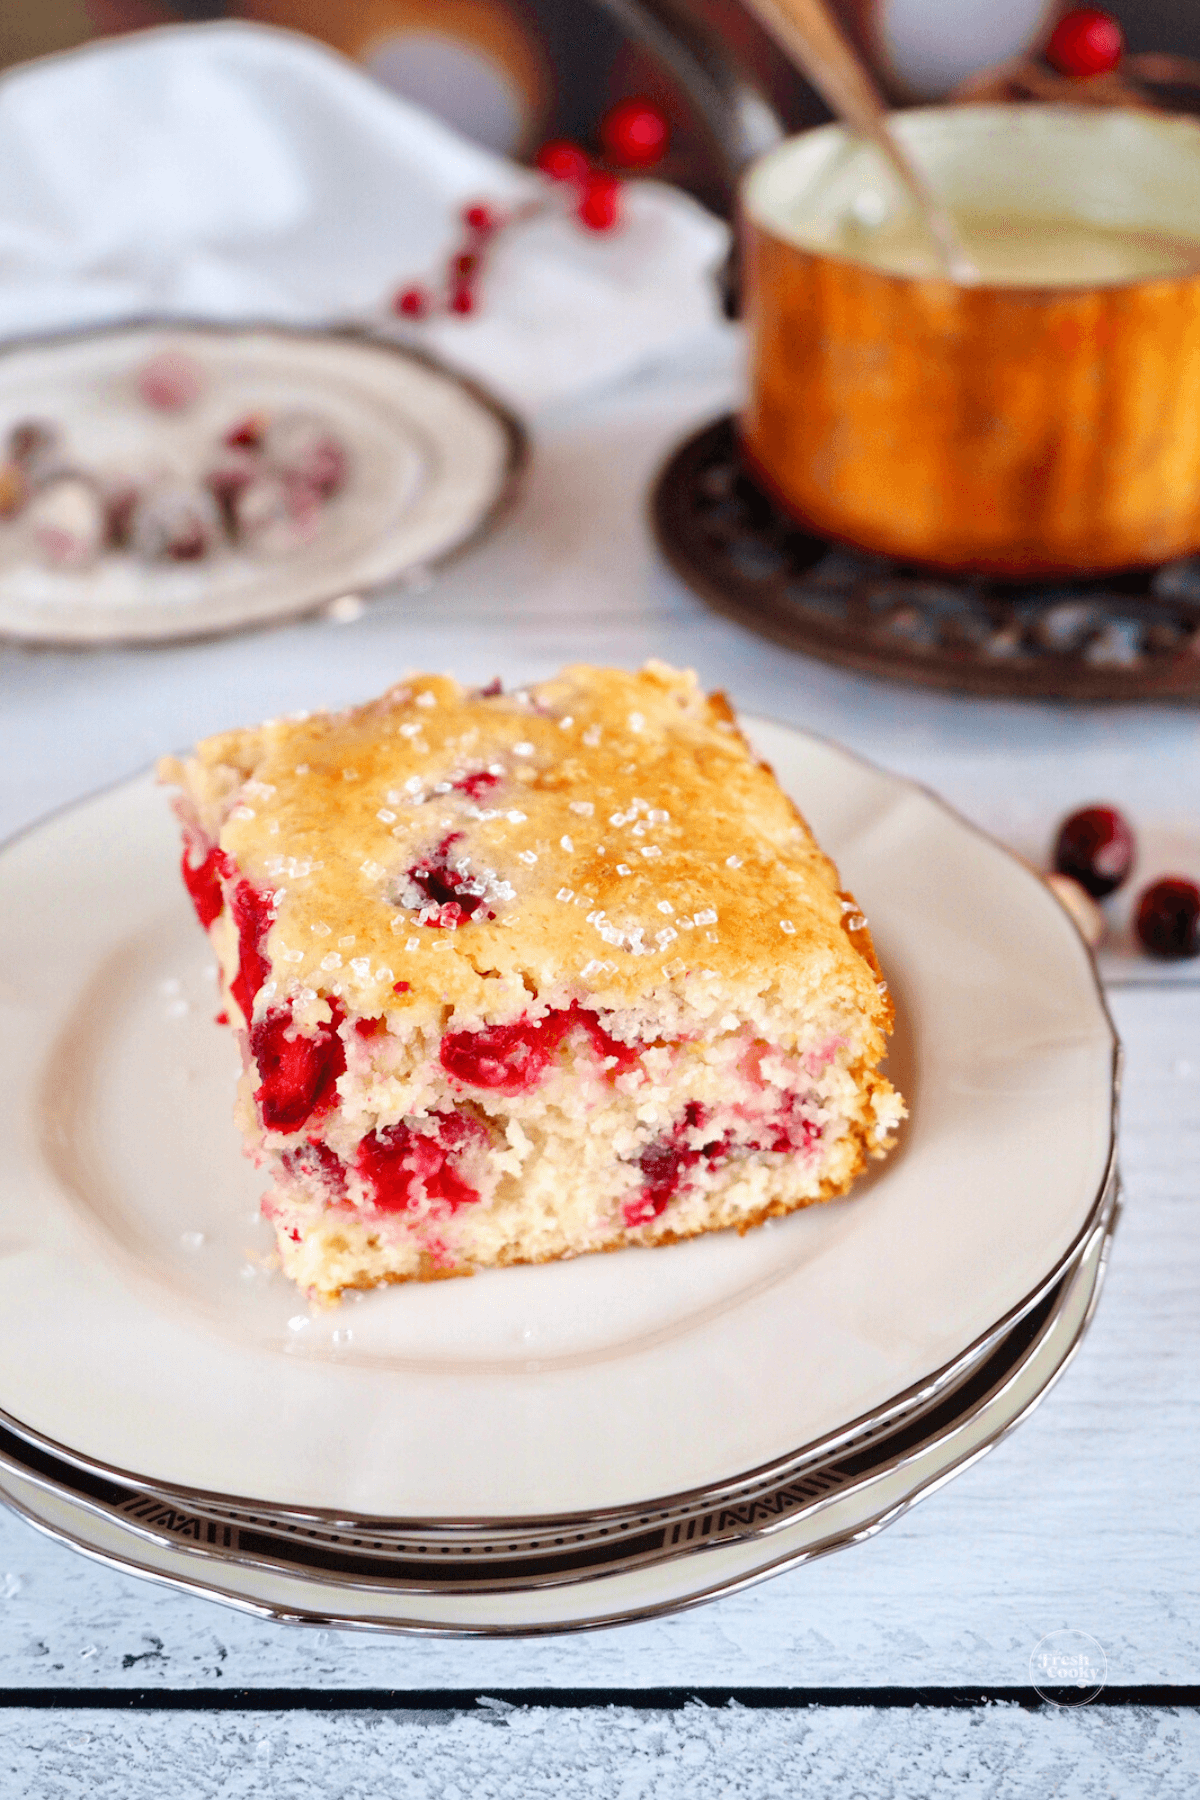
left=2, top=1702, right=1197, bottom=1800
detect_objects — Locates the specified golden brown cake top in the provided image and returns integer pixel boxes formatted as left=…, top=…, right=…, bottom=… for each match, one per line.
left=165, top=662, right=891, bottom=1049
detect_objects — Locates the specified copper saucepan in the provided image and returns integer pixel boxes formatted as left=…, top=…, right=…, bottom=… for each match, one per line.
left=740, top=104, right=1200, bottom=577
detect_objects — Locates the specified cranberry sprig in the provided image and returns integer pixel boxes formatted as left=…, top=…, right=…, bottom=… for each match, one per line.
left=393, top=201, right=512, bottom=322
left=534, top=140, right=625, bottom=234
left=390, top=100, right=670, bottom=324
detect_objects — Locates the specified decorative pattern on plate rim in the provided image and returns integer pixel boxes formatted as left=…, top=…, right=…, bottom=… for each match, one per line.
left=0, top=1188, right=1116, bottom=1598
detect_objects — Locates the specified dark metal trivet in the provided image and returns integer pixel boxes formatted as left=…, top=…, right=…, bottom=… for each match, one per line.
left=653, top=416, right=1200, bottom=701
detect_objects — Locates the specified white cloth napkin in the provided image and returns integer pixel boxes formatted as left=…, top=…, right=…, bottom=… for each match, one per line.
left=0, top=21, right=731, bottom=412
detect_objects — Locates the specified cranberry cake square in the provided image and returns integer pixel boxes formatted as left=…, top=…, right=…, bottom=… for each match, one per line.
left=161, top=663, right=904, bottom=1301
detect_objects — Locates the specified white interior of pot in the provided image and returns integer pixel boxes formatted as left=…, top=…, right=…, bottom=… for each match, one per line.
left=743, top=106, right=1200, bottom=286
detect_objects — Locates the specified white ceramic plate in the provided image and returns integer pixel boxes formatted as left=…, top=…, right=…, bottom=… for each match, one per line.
left=0, top=1206, right=1113, bottom=1634
left=0, top=720, right=1117, bottom=1521
left=0, top=323, right=522, bottom=645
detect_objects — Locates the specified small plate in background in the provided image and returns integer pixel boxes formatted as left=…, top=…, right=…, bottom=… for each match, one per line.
left=0, top=322, right=524, bottom=646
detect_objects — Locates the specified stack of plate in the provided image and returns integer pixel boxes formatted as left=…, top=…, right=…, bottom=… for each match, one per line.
left=0, top=722, right=1119, bottom=1635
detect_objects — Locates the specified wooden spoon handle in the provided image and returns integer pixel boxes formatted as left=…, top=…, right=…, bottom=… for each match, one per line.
left=739, top=0, right=977, bottom=281
left=746, top=0, right=889, bottom=137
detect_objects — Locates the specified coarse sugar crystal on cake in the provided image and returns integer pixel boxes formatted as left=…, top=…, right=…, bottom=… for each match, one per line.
left=159, top=662, right=905, bottom=1302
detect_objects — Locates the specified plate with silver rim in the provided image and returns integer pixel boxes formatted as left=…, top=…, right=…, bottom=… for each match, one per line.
left=0, top=1196, right=1116, bottom=1634
left=0, top=717, right=1118, bottom=1533
left=0, top=321, right=524, bottom=646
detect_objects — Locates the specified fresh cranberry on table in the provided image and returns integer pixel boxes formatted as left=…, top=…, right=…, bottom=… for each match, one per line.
left=1053, top=805, right=1135, bottom=898
left=600, top=98, right=669, bottom=169
left=1046, top=8, right=1124, bottom=77
left=535, top=140, right=591, bottom=185
left=1135, top=878, right=1200, bottom=960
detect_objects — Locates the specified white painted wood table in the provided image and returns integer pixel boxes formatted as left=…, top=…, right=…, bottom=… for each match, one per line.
left=1, top=331, right=1198, bottom=1796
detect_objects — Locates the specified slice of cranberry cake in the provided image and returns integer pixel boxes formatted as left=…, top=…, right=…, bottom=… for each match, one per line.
left=160, top=663, right=904, bottom=1301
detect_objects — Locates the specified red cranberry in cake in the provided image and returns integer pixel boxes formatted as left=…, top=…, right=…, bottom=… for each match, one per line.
left=454, top=770, right=501, bottom=800
left=181, top=843, right=227, bottom=929
left=394, top=834, right=496, bottom=928
left=358, top=1111, right=487, bottom=1216
left=251, top=1004, right=346, bottom=1132
left=160, top=663, right=904, bottom=1302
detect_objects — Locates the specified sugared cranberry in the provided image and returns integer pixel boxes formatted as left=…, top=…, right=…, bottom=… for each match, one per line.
left=1046, top=8, right=1123, bottom=77
left=206, top=447, right=260, bottom=516
left=1135, top=878, right=1200, bottom=960
left=535, top=139, right=591, bottom=185
left=231, top=472, right=323, bottom=557
left=128, top=480, right=223, bottom=562
left=102, top=477, right=140, bottom=548
left=1053, top=805, right=1135, bottom=899
left=263, top=413, right=348, bottom=498
left=225, top=413, right=267, bottom=450
left=600, top=97, right=669, bottom=169
left=577, top=172, right=622, bottom=232
left=394, top=285, right=430, bottom=319
left=7, top=418, right=61, bottom=477
left=136, top=350, right=204, bottom=412
left=462, top=203, right=498, bottom=234
left=27, top=474, right=106, bottom=569
left=252, top=1004, right=347, bottom=1132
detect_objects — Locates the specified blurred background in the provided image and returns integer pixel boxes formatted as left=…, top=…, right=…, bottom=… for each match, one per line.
left=4, top=1, right=1197, bottom=217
